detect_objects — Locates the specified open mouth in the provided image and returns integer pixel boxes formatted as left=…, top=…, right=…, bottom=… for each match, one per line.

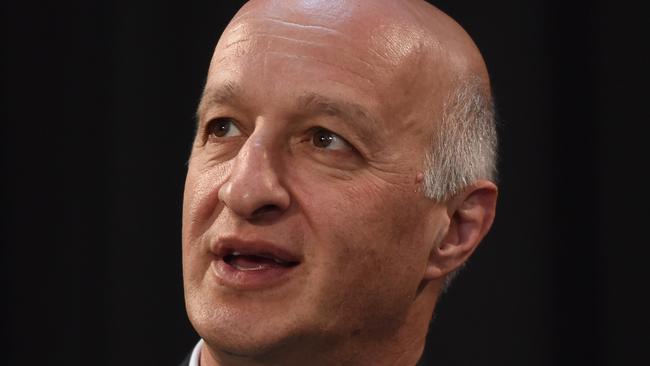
left=210, top=239, right=302, bottom=289
left=223, top=251, right=300, bottom=271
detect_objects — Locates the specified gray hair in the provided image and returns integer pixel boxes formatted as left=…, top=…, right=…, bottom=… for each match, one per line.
left=422, top=75, right=498, bottom=291
left=423, top=75, right=498, bottom=202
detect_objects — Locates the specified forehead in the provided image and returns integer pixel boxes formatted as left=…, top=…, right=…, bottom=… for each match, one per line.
left=203, top=2, right=442, bottom=143
left=216, top=2, right=435, bottom=90
left=219, top=0, right=426, bottom=64
left=211, top=16, right=392, bottom=92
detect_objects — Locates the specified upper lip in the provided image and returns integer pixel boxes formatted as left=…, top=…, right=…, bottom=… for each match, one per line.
left=210, top=236, right=302, bottom=264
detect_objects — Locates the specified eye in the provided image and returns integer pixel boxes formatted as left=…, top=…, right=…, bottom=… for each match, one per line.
left=206, top=118, right=242, bottom=138
left=311, top=128, right=352, bottom=151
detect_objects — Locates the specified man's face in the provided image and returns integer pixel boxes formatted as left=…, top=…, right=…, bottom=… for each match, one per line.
left=182, top=2, right=448, bottom=357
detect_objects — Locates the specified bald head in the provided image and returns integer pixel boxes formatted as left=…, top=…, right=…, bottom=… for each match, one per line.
left=223, top=0, right=489, bottom=84
left=233, top=1, right=485, bottom=64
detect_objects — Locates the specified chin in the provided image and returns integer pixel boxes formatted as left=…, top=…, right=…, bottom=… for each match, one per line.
left=196, top=316, right=319, bottom=362
left=201, top=326, right=290, bottom=358
left=185, top=286, right=318, bottom=359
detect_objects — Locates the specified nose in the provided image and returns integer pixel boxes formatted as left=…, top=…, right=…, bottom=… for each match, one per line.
left=218, top=135, right=290, bottom=220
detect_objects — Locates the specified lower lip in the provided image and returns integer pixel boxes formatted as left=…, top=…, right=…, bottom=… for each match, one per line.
left=210, top=257, right=299, bottom=290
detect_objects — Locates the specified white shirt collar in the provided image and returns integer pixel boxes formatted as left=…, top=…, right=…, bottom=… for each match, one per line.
left=189, top=339, right=204, bottom=366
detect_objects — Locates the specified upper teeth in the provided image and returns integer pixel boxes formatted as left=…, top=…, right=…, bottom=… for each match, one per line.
left=230, top=251, right=287, bottom=264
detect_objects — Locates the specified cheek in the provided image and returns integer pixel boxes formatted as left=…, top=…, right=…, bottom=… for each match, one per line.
left=182, top=158, right=232, bottom=241
left=340, top=176, right=427, bottom=251
left=295, top=170, right=430, bottom=313
left=333, top=189, right=428, bottom=282
left=182, top=158, right=233, bottom=288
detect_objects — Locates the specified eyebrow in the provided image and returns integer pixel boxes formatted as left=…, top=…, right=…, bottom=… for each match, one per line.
left=196, top=81, right=239, bottom=122
left=296, top=92, right=377, bottom=140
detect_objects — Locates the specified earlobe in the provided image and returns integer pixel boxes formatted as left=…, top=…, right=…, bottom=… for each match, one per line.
left=423, top=180, right=498, bottom=281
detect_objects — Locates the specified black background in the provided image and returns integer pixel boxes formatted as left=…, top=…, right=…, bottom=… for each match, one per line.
left=2, top=1, right=649, bottom=365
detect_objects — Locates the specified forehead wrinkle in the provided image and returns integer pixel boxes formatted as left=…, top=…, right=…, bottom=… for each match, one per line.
left=237, top=15, right=354, bottom=39
left=221, top=16, right=392, bottom=68
left=264, top=52, right=376, bottom=86
left=224, top=33, right=378, bottom=71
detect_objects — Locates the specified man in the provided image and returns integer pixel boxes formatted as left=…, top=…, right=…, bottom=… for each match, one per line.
left=181, top=0, right=497, bottom=365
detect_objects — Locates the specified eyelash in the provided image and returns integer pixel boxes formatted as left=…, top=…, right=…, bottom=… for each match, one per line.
left=308, top=127, right=353, bottom=152
left=204, top=118, right=242, bottom=141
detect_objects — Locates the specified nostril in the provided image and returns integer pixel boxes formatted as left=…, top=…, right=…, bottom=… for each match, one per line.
left=251, top=204, right=281, bottom=218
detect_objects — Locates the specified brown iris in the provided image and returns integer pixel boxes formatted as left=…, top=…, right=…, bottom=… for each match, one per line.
left=208, top=118, right=234, bottom=138
left=312, top=129, right=335, bottom=148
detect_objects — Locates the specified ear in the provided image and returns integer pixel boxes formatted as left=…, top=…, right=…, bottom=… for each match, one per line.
left=423, top=180, right=498, bottom=281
